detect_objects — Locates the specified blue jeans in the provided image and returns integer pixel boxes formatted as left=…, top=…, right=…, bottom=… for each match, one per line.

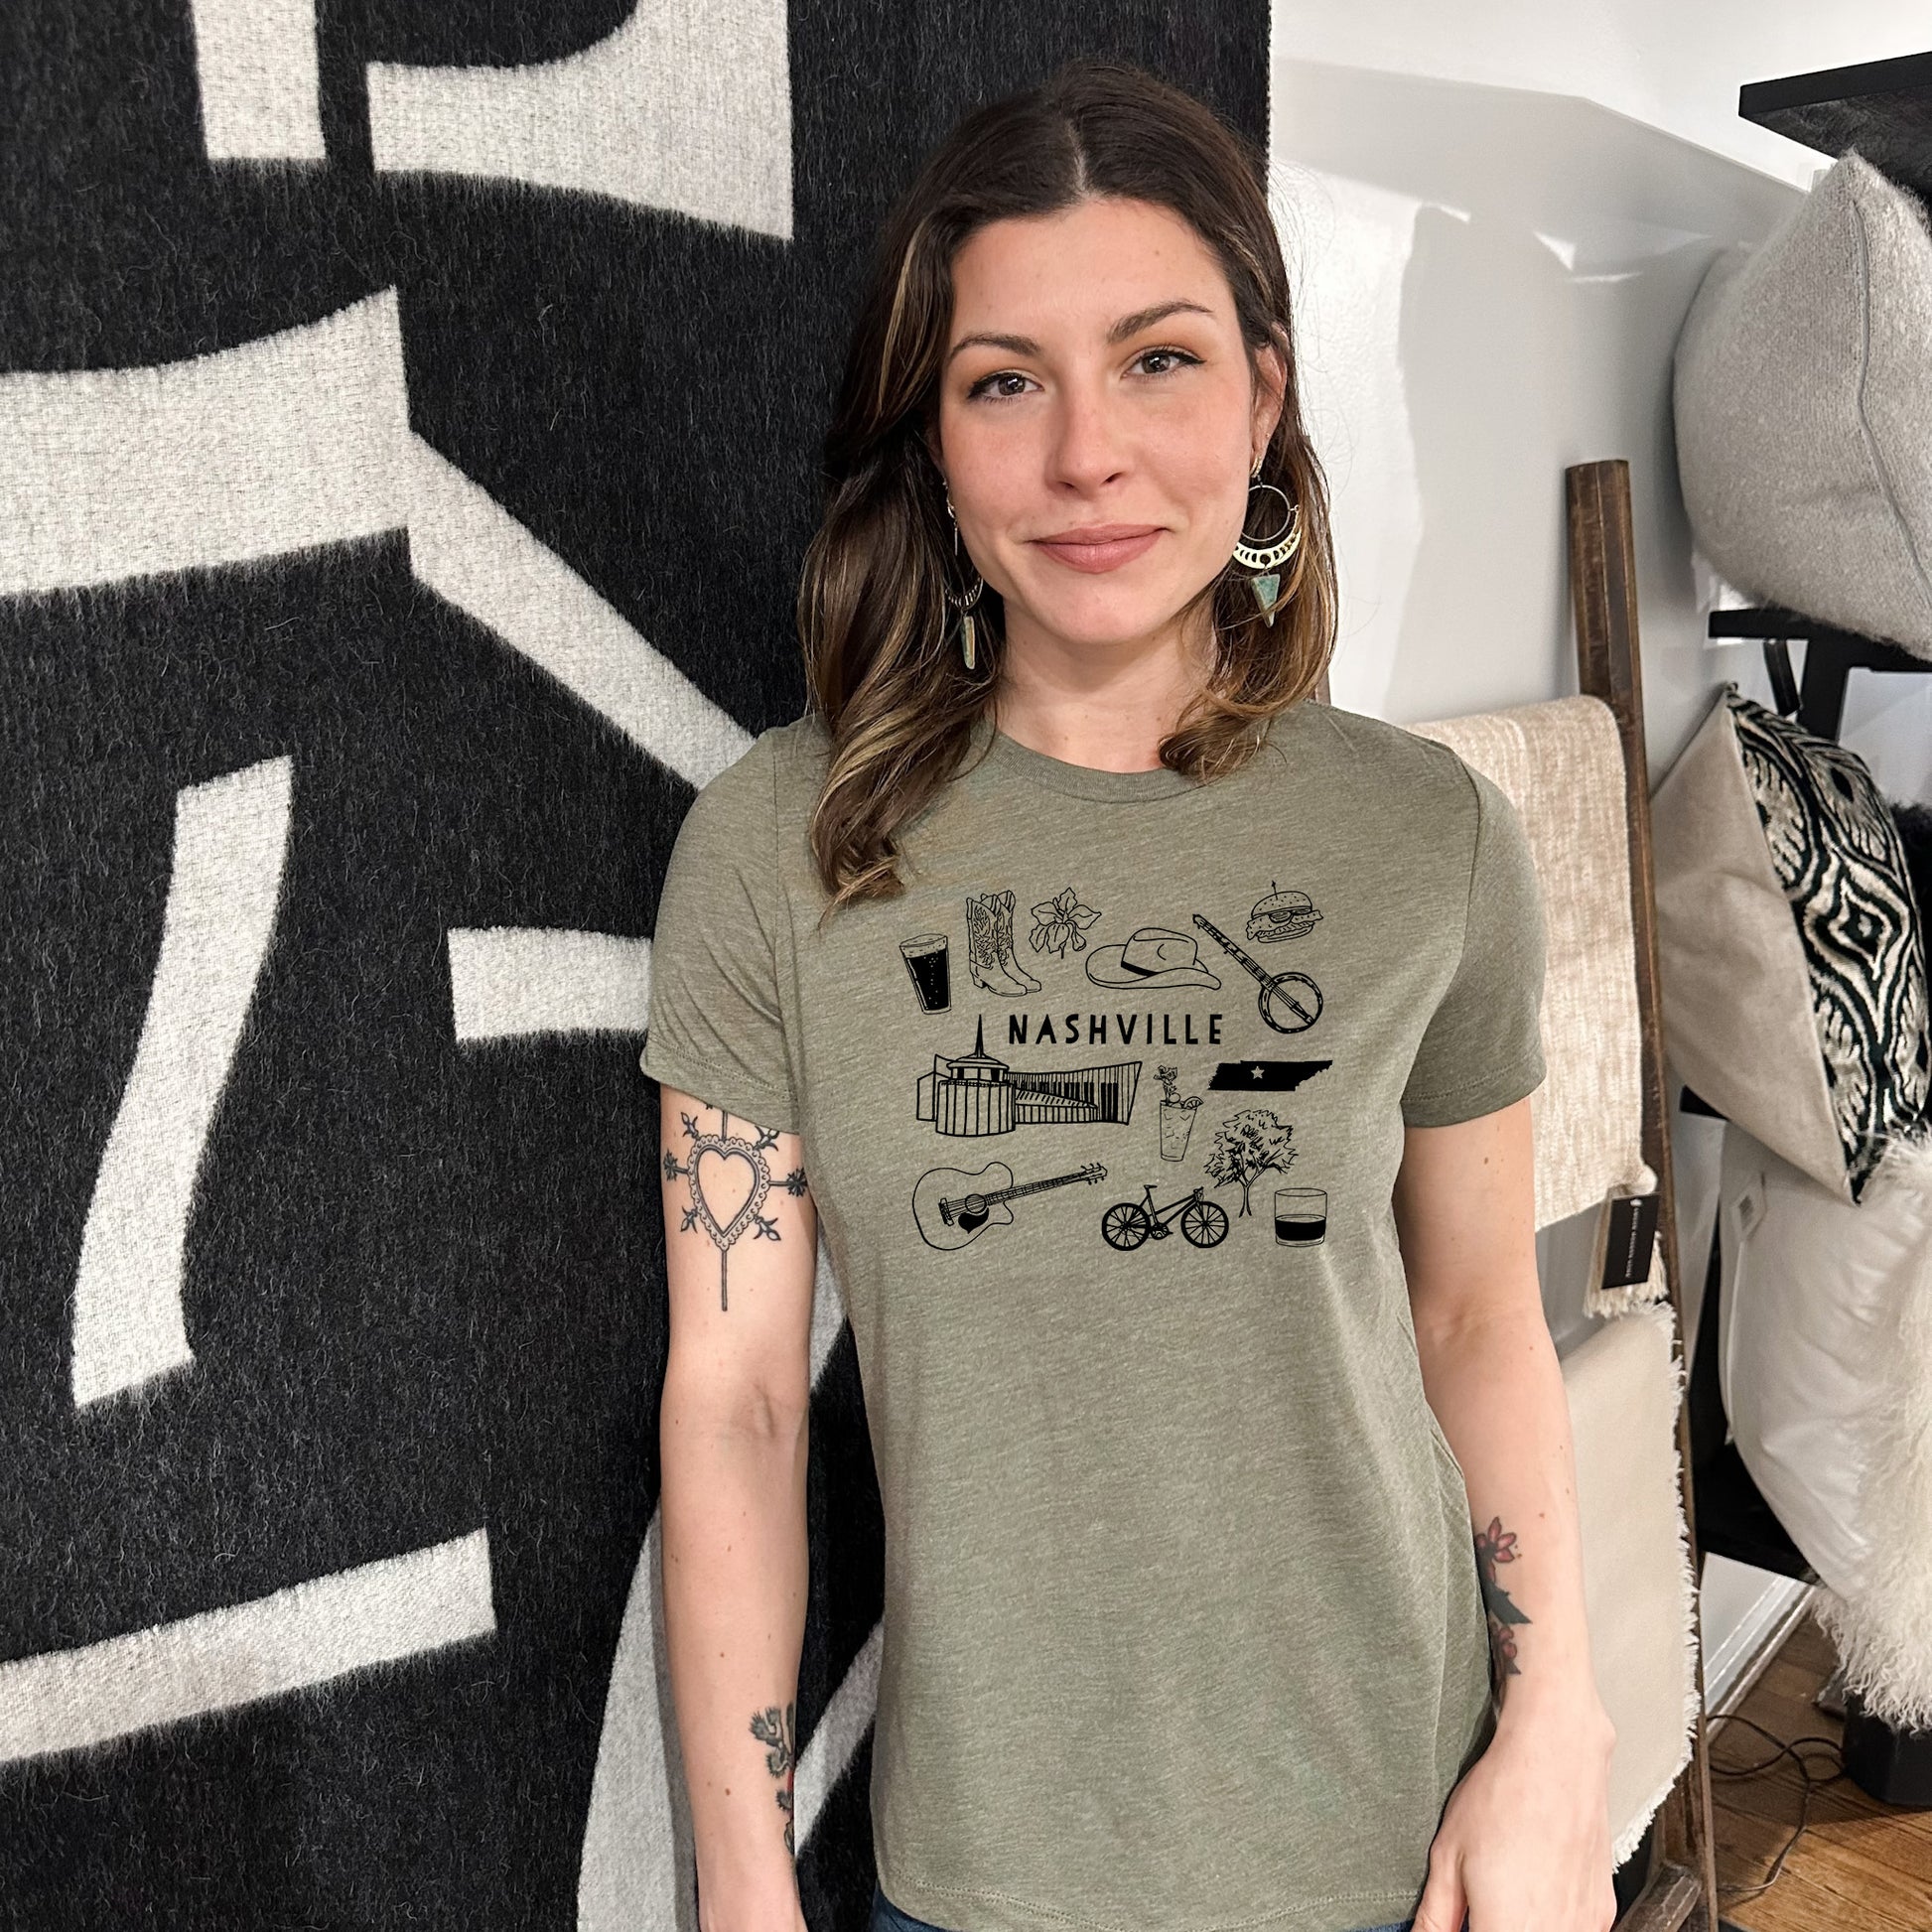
left=870, top=1881, right=1416, bottom=1932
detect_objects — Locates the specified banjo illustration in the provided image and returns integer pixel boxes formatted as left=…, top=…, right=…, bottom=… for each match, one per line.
left=1191, top=911, right=1324, bottom=1035
left=912, top=1160, right=1108, bottom=1250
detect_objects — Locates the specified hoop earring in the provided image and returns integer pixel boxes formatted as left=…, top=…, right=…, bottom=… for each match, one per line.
left=1232, top=468, right=1302, bottom=628
left=942, top=488, right=987, bottom=669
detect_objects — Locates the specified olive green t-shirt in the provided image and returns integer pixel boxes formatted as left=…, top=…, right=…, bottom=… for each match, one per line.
left=640, top=700, right=1548, bottom=1932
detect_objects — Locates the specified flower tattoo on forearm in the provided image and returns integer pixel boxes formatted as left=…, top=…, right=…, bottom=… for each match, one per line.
left=662, top=1108, right=807, bottom=1311
left=1474, top=1514, right=1531, bottom=1681
left=750, top=1701, right=796, bottom=1855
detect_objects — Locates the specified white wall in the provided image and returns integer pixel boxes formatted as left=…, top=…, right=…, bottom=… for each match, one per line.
left=1267, top=0, right=1932, bottom=1713
left=1270, top=3, right=1932, bottom=191
left=1266, top=1, right=1932, bottom=788
left=1270, top=60, right=1791, bottom=759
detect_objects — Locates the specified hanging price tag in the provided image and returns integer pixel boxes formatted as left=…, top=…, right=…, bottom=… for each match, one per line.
left=1596, top=1191, right=1660, bottom=1293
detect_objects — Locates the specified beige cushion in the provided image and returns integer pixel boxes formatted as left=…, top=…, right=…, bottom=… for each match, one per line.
left=1653, top=692, right=1842, bottom=1192
left=1675, top=152, right=1932, bottom=656
left=1652, top=688, right=1929, bottom=1202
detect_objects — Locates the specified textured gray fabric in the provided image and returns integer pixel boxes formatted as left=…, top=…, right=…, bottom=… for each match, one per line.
left=642, top=703, right=1548, bottom=1932
left=1674, top=152, right=1932, bottom=656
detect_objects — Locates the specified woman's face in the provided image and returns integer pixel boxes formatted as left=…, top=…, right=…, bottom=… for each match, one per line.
left=933, top=195, right=1286, bottom=663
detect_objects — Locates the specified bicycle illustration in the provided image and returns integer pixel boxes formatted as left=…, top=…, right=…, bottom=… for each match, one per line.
left=1100, top=1180, right=1231, bottom=1251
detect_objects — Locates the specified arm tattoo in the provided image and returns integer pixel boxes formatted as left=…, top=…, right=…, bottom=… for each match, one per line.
left=1474, top=1515, right=1531, bottom=1682
left=662, top=1107, right=807, bottom=1311
left=750, top=1701, right=796, bottom=1855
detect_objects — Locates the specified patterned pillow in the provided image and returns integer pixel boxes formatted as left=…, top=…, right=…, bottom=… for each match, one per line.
left=1654, top=688, right=1929, bottom=1202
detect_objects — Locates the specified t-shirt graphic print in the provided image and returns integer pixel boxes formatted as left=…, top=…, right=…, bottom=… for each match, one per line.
left=640, top=701, right=1548, bottom=1932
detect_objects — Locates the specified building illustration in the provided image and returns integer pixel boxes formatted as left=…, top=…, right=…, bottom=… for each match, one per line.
left=914, top=1017, right=1142, bottom=1136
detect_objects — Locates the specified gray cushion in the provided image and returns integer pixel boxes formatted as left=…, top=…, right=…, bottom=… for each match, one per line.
left=1674, top=153, right=1932, bottom=656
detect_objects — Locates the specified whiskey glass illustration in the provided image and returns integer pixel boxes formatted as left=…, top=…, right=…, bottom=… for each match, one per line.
left=899, top=932, right=951, bottom=1012
left=1273, top=1187, right=1327, bottom=1245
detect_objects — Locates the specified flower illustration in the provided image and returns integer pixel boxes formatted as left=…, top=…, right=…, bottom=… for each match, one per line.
left=1029, top=885, right=1101, bottom=957
left=1474, top=1515, right=1529, bottom=1679
left=1474, top=1517, right=1520, bottom=1570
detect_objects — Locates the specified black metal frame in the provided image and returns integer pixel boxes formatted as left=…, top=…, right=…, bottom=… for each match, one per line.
left=1736, top=50, right=1932, bottom=202
left=1706, top=605, right=1930, bottom=739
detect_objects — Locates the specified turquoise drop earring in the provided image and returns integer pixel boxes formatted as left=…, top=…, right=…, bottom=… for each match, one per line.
left=942, top=488, right=986, bottom=668
left=1233, top=458, right=1302, bottom=626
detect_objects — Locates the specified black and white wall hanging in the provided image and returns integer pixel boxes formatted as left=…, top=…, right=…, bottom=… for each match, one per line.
left=0, top=5, right=1267, bottom=1926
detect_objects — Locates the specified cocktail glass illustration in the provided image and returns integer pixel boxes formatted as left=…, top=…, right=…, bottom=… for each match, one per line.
left=1158, top=1101, right=1198, bottom=1161
left=1273, top=1187, right=1327, bottom=1245
left=1155, top=1063, right=1202, bottom=1160
left=899, top=932, right=951, bottom=1012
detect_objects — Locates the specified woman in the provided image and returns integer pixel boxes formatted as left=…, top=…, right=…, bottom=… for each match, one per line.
left=643, top=57, right=1616, bottom=1932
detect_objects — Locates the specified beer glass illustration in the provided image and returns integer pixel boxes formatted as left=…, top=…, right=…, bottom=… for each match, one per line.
left=1273, top=1187, right=1327, bottom=1245
left=899, top=932, right=951, bottom=1012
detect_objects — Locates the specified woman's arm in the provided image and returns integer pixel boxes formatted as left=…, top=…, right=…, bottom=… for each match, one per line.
left=658, top=1087, right=816, bottom=1932
left=1392, top=1093, right=1617, bottom=1932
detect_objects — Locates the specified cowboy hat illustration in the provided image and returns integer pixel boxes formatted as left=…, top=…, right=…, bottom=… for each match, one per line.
left=1084, top=926, right=1223, bottom=990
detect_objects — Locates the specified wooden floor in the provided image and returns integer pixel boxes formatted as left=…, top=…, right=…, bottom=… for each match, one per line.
left=1712, top=1606, right=1932, bottom=1930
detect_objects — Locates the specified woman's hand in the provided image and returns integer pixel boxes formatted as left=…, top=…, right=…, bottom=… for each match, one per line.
left=1413, top=1696, right=1618, bottom=1932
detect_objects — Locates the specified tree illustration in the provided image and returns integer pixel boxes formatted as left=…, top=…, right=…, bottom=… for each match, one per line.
left=1203, top=1107, right=1296, bottom=1215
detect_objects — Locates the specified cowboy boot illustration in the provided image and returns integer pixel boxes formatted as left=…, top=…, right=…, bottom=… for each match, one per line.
left=965, top=891, right=1033, bottom=997
left=992, top=889, right=1041, bottom=992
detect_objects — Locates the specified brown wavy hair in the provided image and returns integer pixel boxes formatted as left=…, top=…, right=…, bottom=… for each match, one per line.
left=796, top=57, right=1337, bottom=919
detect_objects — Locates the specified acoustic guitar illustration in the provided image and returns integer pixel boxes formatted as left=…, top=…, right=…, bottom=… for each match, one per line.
left=1191, top=911, right=1324, bottom=1035
left=912, top=1160, right=1108, bottom=1250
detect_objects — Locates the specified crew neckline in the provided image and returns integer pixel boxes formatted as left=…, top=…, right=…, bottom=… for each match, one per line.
left=966, top=709, right=1298, bottom=802
left=968, top=712, right=1206, bottom=802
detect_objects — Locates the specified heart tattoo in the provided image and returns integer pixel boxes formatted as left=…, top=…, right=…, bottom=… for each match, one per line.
left=663, top=1108, right=808, bottom=1311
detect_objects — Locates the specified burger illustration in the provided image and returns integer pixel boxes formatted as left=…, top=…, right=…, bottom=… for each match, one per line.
left=1246, top=882, right=1322, bottom=943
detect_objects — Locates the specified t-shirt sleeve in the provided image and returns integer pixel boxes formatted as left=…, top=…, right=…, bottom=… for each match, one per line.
left=1399, top=762, right=1549, bottom=1128
left=638, top=734, right=800, bottom=1135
